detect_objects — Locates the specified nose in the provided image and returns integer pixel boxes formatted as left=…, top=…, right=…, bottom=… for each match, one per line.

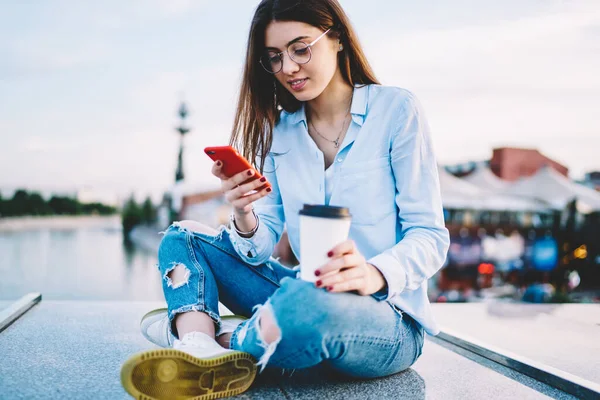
left=280, top=52, right=300, bottom=75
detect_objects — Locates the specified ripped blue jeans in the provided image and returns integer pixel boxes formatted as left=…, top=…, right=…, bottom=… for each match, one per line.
left=157, top=223, right=424, bottom=378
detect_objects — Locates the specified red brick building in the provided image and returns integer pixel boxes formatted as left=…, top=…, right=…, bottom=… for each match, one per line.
left=490, top=147, right=568, bottom=182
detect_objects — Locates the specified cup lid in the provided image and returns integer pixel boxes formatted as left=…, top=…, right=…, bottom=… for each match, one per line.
left=299, top=204, right=351, bottom=219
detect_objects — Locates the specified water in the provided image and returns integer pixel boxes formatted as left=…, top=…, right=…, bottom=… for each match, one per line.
left=0, top=222, right=164, bottom=303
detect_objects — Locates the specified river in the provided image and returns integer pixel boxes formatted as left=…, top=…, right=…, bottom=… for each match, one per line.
left=0, top=216, right=164, bottom=303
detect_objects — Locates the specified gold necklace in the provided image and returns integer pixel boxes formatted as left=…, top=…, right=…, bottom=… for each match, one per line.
left=308, top=95, right=353, bottom=148
left=309, top=114, right=349, bottom=148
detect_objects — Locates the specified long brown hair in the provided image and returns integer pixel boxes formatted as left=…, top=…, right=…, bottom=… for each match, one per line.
left=230, top=0, right=380, bottom=172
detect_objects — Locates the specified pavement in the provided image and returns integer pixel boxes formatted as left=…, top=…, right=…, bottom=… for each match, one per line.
left=0, top=300, right=577, bottom=399
left=431, top=303, right=600, bottom=384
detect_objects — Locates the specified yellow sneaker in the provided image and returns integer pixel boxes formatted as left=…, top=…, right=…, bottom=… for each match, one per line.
left=121, top=332, right=257, bottom=399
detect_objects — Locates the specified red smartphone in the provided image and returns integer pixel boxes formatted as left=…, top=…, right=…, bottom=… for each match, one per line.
left=204, top=145, right=272, bottom=190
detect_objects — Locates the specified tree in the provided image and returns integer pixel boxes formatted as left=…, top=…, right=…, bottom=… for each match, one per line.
left=0, top=192, right=5, bottom=217
left=141, top=197, right=157, bottom=225
left=11, top=190, right=31, bottom=216
left=0, top=189, right=116, bottom=217
left=28, top=192, right=53, bottom=215
left=121, top=195, right=143, bottom=238
left=48, top=196, right=81, bottom=215
left=81, top=202, right=117, bottom=215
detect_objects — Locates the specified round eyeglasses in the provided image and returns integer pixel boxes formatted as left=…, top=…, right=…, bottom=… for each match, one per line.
left=260, top=28, right=331, bottom=74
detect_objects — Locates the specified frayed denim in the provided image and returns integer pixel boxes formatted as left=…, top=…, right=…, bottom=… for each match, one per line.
left=157, top=223, right=424, bottom=378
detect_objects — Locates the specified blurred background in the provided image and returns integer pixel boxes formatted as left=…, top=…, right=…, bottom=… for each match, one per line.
left=1, top=0, right=599, bottom=305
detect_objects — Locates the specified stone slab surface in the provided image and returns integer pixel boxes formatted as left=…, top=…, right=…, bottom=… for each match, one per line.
left=0, top=300, right=13, bottom=312
left=274, top=336, right=574, bottom=400
left=0, top=301, right=573, bottom=399
left=431, top=303, right=600, bottom=384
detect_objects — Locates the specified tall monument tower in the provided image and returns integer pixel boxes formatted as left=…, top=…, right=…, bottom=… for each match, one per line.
left=175, top=102, right=190, bottom=182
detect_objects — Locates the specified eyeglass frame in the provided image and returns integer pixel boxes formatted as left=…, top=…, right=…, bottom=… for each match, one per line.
left=259, top=28, right=332, bottom=74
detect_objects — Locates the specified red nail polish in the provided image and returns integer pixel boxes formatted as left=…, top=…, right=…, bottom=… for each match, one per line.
left=247, top=170, right=253, bottom=176
left=316, top=280, right=322, bottom=286
left=315, top=270, right=321, bottom=276
left=266, top=188, right=272, bottom=192
left=260, top=177, right=266, bottom=182
left=216, top=161, right=222, bottom=166
left=327, top=286, right=333, bottom=291
left=327, top=251, right=334, bottom=257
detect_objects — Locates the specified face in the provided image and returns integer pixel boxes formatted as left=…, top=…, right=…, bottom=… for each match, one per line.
left=263, top=21, right=340, bottom=102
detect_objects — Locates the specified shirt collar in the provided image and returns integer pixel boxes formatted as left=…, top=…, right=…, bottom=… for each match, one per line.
left=290, top=84, right=369, bottom=127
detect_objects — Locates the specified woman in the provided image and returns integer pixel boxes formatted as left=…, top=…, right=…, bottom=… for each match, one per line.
left=121, top=0, right=449, bottom=399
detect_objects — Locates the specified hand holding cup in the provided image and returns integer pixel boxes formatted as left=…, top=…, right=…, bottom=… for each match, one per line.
left=313, top=239, right=387, bottom=296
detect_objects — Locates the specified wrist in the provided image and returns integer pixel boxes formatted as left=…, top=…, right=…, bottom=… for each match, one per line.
left=233, top=207, right=253, bottom=218
left=231, top=209, right=259, bottom=238
left=367, top=263, right=387, bottom=294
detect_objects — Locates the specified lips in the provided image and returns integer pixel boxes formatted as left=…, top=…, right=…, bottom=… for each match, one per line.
left=288, top=78, right=308, bottom=90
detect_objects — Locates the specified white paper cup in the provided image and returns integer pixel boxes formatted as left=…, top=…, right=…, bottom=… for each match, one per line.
left=299, top=204, right=352, bottom=282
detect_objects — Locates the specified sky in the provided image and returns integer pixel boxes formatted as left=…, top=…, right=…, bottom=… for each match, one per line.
left=1, top=0, right=599, bottom=203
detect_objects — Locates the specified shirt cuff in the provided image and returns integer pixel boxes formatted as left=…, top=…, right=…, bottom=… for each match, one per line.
left=367, top=253, right=408, bottom=301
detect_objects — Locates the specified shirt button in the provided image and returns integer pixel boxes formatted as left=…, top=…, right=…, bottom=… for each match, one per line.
left=337, top=158, right=343, bottom=163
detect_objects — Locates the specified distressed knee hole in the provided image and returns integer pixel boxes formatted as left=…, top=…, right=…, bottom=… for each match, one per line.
left=173, top=220, right=219, bottom=236
left=239, top=301, right=282, bottom=373
left=259, top=308, right=281, bottom=345
left=164, top=263, right=190, bottom=289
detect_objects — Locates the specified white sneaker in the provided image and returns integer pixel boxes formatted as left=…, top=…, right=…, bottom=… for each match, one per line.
left=174, top=331, right=236, bottom=358
left=121, top=331, right=257, bottom=400
left=140, top=308, right=247, bottom=348
left=140, top=308, right=173, bottom=348
left=217, top=315, right=248, bottom=338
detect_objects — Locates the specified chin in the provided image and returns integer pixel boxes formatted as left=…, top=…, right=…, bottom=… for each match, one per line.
left=290, top=87, right=321, bottom=102
left=292, top=92, right=314, bottom=102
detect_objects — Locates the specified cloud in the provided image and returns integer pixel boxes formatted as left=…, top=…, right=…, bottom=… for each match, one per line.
left=1, top=0, right=598, bottom=199
left=92, top=0, right=209, bottom=29
left=7, top=40, right=110, bottom=74
left=370, top=0, right=600, bottom=89
left=358, top=0, right=600, bottom=176
left=20, top=136, right=79, bottom=153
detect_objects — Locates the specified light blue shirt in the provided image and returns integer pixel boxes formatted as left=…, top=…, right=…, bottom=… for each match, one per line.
left=228, top=84, right=450, bottom=335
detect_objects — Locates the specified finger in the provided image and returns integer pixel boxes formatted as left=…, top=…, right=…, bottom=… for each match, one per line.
left=316, top=266, right=364, bottom=289
left=211, top=161, right=228, bottom=180
left=233, top=176, right=269, bottom=198
left=316, top=253, right=364, bottom=276
left=226, top=181, right=271, bottom=204
left=326, top=278, right=365, bottom=293
left=230, top=186, right=272, bottom=209
left=326, top=239, right=356, bottom=259
left=223, top=169, right=257, bottom=191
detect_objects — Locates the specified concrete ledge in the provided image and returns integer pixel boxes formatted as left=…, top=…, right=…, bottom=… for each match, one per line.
left=0, top=292, right=41, bottom=333
left=437, top=329, right=600, bottom=400
left=0, top=301, right=578, bottom=399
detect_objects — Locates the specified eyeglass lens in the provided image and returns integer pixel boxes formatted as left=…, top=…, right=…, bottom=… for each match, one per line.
left=262, top=42, right=312, bottom=73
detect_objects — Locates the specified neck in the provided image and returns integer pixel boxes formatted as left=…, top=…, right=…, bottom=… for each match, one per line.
left=306, top=71, right=354, bottom=124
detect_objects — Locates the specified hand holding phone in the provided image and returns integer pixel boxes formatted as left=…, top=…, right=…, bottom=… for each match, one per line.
left=204, top=145, right=272, bottom=214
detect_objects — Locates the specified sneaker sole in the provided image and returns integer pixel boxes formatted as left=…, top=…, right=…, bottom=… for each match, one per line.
left=121, top=349, right=257, bottom=400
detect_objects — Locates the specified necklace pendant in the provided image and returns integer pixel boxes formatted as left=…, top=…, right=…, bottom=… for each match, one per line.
left=334, top=139, right=339, bottom=148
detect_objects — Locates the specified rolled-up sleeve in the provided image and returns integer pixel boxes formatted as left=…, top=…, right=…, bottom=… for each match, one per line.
left=228, top=151, right=285, bottom=265
left=368, top=92, right=450, bottom=301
